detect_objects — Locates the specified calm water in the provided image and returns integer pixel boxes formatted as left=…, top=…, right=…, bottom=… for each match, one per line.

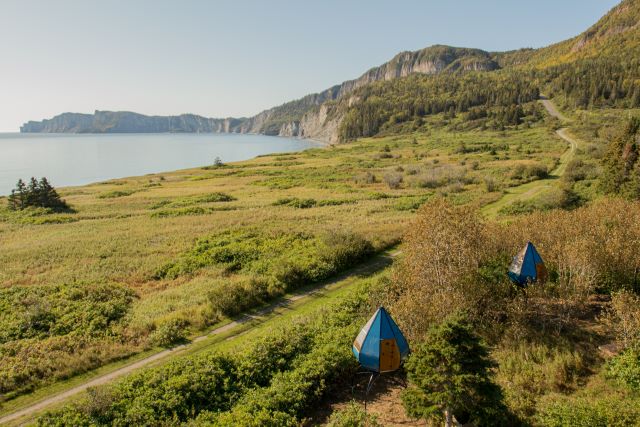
left=0, top=133, right=319, bottom=195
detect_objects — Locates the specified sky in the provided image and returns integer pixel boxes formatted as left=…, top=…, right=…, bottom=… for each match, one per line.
left=0, top=0, right=621, bottom=131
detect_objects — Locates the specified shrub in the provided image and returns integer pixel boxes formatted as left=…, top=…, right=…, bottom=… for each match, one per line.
left=525, top=163, right=549, bottom=179
left=208, top=277, right=271, bottom=318
left=383, top=173, right=403, bottom=189
left=354, top=172, right=376, bottom=185
left=537, top=395, right=640, bottom=427
left=38, top=283, right=373, bottom=426
left=563, top=159, right=588, bottom=182
left=150, top=318, right=189, bottom=347
left=327, top=401, right=380, bottom=427
left=97, top=189, right=136, bottom=199
left=602, top=291, right=640, bottom=348
left=606, top=348, right=640, bottom=391
left=272, top=197, right=317, bottom=208
left=484, top=176, right=498, bottom=192
left=0, top=283, right=135, bottom=394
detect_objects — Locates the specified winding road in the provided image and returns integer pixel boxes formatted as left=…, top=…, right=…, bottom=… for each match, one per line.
left=481, top=96, right=577, bottom=218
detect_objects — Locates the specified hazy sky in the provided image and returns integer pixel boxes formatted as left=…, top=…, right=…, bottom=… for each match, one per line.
left=0, top=0, right=620, bottom=131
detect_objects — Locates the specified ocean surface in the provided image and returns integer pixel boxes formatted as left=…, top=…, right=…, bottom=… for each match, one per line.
left=0, top=133, right=319, bottom=195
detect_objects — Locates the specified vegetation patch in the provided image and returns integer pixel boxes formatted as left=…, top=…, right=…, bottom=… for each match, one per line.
left=97, top=189, right=138, bottom=199
left=0, top=283, right=135, bottom=395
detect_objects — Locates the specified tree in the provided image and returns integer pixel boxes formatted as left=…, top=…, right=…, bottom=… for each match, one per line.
left=601, top=117, right=640, bottom=199
left=5, top=177, right=69, bottom=211
left=38, top=177, right=67, bottom=210
left=401, top=314, right=507, bottom=427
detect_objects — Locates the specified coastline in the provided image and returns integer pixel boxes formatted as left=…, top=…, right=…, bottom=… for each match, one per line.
left=0, top=133, right=323, bottom=196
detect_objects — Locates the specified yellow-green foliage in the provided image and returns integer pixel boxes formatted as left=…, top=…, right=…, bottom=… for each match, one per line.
left=0, top=125, right=567, bottom=399
left=383, top=197, right=640, bottom=423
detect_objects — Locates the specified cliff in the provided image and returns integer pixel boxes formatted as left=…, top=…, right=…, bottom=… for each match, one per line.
left=20, top=111, right=243, bottom=134
left=21, top=45, right=498, bottom=141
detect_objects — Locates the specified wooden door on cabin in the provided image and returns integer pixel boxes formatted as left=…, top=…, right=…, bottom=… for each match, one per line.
left=379, top=339, right=400, bottom=372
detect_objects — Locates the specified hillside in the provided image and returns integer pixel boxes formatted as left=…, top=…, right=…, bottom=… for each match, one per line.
left=4, top=1, right=640, bottom=425
left=21, top=0, right=640, bottom=143
left=21, top=46, right=498, bottom=138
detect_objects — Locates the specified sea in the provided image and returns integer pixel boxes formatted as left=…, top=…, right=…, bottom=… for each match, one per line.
left=0, top=132, right=319, bottom=195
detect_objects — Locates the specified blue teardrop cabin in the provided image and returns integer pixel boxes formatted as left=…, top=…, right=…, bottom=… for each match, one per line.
left=352, top=307, right=409, bottom=373
left=508, top=241, right=548, bottom=286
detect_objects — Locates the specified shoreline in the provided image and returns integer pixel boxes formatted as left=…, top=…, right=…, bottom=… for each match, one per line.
left=0, top=133, right=325, bottom=197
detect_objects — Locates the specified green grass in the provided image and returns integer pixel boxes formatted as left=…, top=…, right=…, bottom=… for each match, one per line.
left=0, top=251, right=395, bottom=426
left=0, top=121, right=566, bottom=403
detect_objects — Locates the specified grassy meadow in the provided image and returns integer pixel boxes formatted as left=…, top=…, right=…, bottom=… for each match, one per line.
left=0, top=120, right=569, bottom=400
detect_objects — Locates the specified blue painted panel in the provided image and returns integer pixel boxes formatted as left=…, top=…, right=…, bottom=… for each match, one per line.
left=386, top=311, right=410, bottom=357
left=359, top=310, right=382, bottom=371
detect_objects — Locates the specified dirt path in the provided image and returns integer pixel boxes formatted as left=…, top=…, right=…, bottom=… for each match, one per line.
left=481, top=98, right=577, bottom=218
left=0, top=250, right=400, bottom=426
left=539, top=95, right=569, bottom=121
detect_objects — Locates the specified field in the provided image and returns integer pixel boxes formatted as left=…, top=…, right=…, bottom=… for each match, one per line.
left=0, top=117, right=573, bottom=402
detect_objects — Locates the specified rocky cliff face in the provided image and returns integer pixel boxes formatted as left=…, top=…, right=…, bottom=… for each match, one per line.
left=21, top=45, right=499, bottom=141
left=20, top=111, right=242, bottom=134
left=234, top=45, right=499, bottom=141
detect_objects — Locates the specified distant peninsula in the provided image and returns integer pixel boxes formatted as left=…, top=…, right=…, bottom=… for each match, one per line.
left=20, top=111, right=245, bottom=134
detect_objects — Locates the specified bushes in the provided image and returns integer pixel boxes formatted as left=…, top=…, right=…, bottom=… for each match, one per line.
left=493, top=342, right=588, bottom=418
left=97, top=189, right=136, bottom=199
left=207, top=276, right=271, bottom=318
left=606, top=349, right=640, bottom=391
left=0, top=283, right=134, bottom=344
left=326, top=401, right=381, bottom=427
left=353, top=172, right=377, bottom=185
left=381, top=197, right=640, bottom=422
left=272, top=197, right=317, bottom=208
left=272, top=197, right=355, bottom=208
left=0, top=283, right=135, bottom=395
left=157, top=229, right=374, bottom=320
left=157, top=230, right=374, bottom=287
left=213, top=326, right=359, bottom=423
left=510, top=162, right=549, bottom=181
left=537, top=395, right=640, bottom=427
left=409, top=165, right=473, bottom=189
left=39, top=326, right=316, bottom=426
left=602, top=291, right=640, bottom=348
left=38, top=280, right=375, bottom=426
left=383, top=173, right=403, bottom=189
left=149, top=318, right=189, bottom=347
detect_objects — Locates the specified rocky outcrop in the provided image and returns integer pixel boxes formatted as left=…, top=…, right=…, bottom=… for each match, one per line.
left=20, top=111, right=242, bottom=134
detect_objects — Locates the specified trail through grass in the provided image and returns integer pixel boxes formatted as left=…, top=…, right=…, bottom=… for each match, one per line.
left=0, top=249, right=398, bottom=426
left=481, top=100, right=578, bottom=218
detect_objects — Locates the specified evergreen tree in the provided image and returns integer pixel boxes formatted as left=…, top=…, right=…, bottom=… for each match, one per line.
left=38, top=177, right=66, bottom=209
left=401, top=314, right=507, bottom=427
left=601, top=117, right=640, bottom=198
left=6, top=177, right=69, bottom=211
left=26, top=177, right=41, bottom=207
left=7, top=189, right=19, bottom=210
left=15, top=179, right=27, bottom=210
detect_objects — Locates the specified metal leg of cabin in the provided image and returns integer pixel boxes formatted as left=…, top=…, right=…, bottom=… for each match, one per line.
left=364, top=372, right=379, bottom=412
